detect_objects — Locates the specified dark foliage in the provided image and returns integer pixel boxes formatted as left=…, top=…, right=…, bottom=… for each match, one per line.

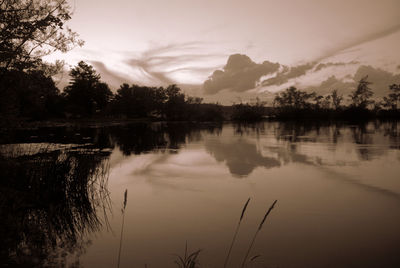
left=231, top=102, right=266, bottom=121
left=0, top=146, right=110, bottom=267
left=0, top=0, right=82, bottom=73
left=0, top=69, right=63, bottom=120
left=63, top=61, right=113, bottom=116
left=271, top=77, right=400, bottom=120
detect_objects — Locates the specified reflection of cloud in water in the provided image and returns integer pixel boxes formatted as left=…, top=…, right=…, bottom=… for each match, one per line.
left=110, top=149, right=228, bottom=191
left=204, top=138, right=280, bottom=177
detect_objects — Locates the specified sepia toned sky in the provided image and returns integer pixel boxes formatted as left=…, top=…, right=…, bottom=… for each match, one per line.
left=47, top=0, right=400, bottom=103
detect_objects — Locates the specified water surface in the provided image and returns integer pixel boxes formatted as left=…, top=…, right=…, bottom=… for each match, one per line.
left=1, top=121, right=400, bottom=268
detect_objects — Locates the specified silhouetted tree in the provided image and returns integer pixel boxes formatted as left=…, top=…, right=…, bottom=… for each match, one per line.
left=231, top=98, right=266, bottom=121
left=63, top=61, right=112, bottom=116
left=330, top=89, right=343, bottom=110
left=383, top=84, right=400, bottom=110
left=321, top=95, right=331, bottom=109
left=313, top=94, right=324, bottom=109
left=163, top=84, right=186, bottom=120
left=0, top=0, right=83, bottom=73
left=0, top=69, right=61, bottom=119
left=113, top=83, right=164, bottom=117
left=273, top=87, right=314, bottom=109
left=349, top=75, right=373, bottom=109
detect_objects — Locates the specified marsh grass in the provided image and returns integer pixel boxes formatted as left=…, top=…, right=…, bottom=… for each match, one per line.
left=117, top=189, right=128, bottom=268
left=174, top=242, right=202, bottom=268
left=241, top=200, right=278, bottom=268
left=224, top=197, right=251, bottom=268
left=0, top=144, right=111, bottom=266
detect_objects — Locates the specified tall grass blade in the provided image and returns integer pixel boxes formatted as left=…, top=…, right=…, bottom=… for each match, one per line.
left=117, top=189, right=128, bottom=268
left=223, top=197, right=251, bottom=268
left=173, top=243, right=201, bottom=268
left=241, top=200, right=277, bottom=268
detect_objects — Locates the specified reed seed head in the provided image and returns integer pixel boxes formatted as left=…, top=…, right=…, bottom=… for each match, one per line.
left=258, top=200, right=277, bottom=231
left=240, top=197, right=251, bottom=222
left=123, top=189, right=128, bottom=210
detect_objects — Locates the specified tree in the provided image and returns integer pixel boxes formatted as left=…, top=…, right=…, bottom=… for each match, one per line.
left=0, top=0, right=83, bottom=72
left=0, top=69, right=61, bottom=119
left=321, top=95, right=331, bottom=109
left=330, top=89, right=343, bottom=110
left=349, top=75, right=373, bottom=109
left=313, top=95, right=324, bottom=109
left=382, top=84, right=400, bottom=110
left=63, top=61, right=112, bottom=116
left=113, top=84, right=164, bottom=118
left=273, top=87, right=314, bottom=109
left=163, top=84, right=186, bottom=119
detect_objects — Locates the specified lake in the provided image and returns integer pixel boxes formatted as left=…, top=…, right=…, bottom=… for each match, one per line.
left=1, top=121, right=400, bottom=268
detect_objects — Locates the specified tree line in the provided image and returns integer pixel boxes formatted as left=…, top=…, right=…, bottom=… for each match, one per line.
left=272, top=76, right=400, bottom=119
left=0, top=60, right=225, bottom=122
left=1, top=60, right=400, bottom=123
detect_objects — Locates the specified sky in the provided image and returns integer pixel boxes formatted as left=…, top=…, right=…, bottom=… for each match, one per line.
left=46, top=0, right=400, bottom=104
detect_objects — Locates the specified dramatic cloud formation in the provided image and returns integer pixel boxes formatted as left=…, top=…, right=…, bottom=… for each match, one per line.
left=201, top=23, right=400, bottom=96
left=261, top=63, right=316, bottom=87
left=202, top=55, right=363, bottom=95
left=124, top=42, right=226, bottom=86
left=204, top=138, right=280, bottom=177
left=203, top=54, right=280, bottom=94
left=307, top=65, right=400, bottom=98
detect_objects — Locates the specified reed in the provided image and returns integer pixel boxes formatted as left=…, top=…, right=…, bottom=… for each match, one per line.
left=174, top=242, right=201, bottom=268
left=0, top=144, right=111, bottom=266
left=223, top=197, right=251, bottom=268
left=241, top=200, right=277, bottom=268
left=117, top=189, right=128, bottom=268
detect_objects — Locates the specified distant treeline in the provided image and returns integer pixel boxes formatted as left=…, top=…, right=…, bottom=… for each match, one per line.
left=1, top=61, right=400, bottom=124
left=0, top=61, right=224, bottom=122
left=272, top=77, right=400, bottom=120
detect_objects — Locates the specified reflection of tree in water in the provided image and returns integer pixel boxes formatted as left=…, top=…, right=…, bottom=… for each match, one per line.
left=0, top=146, right=110, bottom=267
left=110, top=123, right=168, bottom=155
left=204, top=138, right=280, bottom=177
left=233, top=122, right=265, bottom=137
left=206, top=121, right=400, bottom=177
left=111, top=123, right=222, bottom=155
left=383, top=121, right=400, bottom=150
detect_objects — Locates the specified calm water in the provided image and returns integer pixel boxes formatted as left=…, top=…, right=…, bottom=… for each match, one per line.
left=1, top=121, right=400, bottom=268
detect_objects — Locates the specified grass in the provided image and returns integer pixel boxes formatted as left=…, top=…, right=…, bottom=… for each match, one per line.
left=241, top=200, right=278, bottom=268
left=0, top=144, right=111, bottom=267
left=224, top=197, right=251, bottom=268
left=117, top=189, right=128, bottom=268
left=169, top=199, right=277, bottom=268
left=173, top=242, right=202, bottom=268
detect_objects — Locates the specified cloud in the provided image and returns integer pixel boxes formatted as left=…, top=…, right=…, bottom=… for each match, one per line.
left=261, top=61, right=362, bottom=88
left=261, top=63, right=315, bottom=87
left=256, top=24, right=400, bottom=91
left=307, top=75, right=354, bottom=96
left=203, top=54, right=280, bottom=94
left=90, top=60, right=132, bottom=89
left=316, top=23, right=400, bottom=62
left=125, top=42, right=226, bottom=86
left=353, top=65, right=400, bottom=97
left=204, top=138, right=280, bottom=177
left=314, top=61, right=360, bottom=72
left=307, top=65, right=400, bottom=98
